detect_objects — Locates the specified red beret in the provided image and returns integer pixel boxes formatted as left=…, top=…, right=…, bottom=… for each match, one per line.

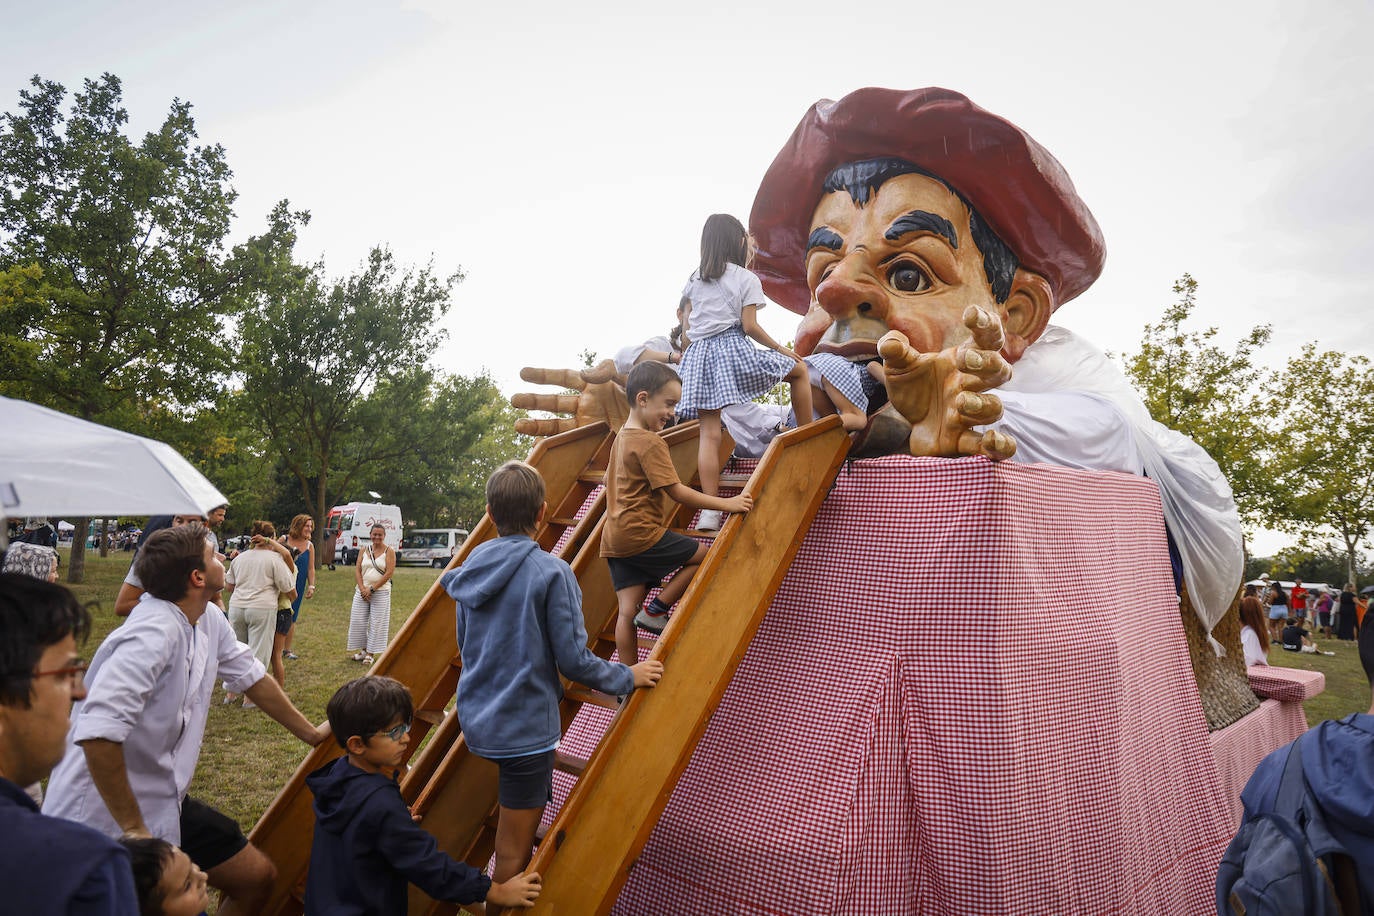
left=749, top=87, right=1106, bottom=314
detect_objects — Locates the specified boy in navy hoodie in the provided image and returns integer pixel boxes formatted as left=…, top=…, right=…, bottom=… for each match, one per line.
left=305, top=676, right=541, bottom=914
left=441, top=460, right=665, bottom=885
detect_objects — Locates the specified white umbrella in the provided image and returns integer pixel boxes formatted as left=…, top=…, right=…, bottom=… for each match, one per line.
left=0, top=396, right=227, bottom=520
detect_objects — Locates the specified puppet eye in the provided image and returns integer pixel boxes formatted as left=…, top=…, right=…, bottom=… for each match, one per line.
left=888, top=262, right=930, bottom=293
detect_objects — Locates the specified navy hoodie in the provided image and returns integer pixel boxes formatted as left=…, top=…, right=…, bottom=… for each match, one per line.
left=1241, top=713, right=1374, bottom=912
left=0, top=777, right=139, bottom=915
left=304, top=756, right=491, bottom=914
left=442, top=535, right=633, bottom=757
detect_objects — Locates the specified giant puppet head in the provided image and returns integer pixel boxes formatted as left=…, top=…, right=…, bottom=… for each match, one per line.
left=751, top=87, right=1105, bottom=366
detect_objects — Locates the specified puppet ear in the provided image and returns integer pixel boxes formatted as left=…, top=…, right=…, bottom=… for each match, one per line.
left=1000, top=269, right=1053, bottom=362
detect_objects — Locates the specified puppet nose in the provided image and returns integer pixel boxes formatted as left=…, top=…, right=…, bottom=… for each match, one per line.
left=815, top=258, right=888, bottom=323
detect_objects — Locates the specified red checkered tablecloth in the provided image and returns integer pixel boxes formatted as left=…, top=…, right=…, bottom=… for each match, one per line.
left=1245, top=664, right=1325, bottom=702
left=1208, top=697, right=1309, bottom=824
left=557, top=456, right=1258, bottom=914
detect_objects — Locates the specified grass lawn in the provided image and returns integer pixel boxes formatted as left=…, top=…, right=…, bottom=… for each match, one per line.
left=53, top=550, right=1374, bottom=874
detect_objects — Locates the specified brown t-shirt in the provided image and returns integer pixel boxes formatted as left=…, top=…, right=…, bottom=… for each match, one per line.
left=601, top=427, right=681, bottom=558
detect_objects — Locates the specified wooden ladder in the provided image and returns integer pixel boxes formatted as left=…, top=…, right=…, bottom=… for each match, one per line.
left=246, top=421, right=620, bottom=915
left=399, top=419, right=711, bottom=914
left=490, top=416, right=850, bottom=915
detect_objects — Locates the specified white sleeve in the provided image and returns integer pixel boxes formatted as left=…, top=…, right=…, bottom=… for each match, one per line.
left=980, top=390, right=1143, bottom=474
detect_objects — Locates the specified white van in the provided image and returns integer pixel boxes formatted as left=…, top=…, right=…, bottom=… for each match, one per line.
left=325, top=502, right=403, bottom=565
left=398, top=528, right=468, bottom=568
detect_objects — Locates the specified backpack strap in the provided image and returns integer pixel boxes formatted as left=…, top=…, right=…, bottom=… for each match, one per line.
left=1273, top=740, right=1308, bottom=815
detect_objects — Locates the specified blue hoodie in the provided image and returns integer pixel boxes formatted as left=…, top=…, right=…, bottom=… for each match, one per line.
left=441, top=535, right=633, bottom=757
left=304, top=756, right=491, bottom=914
left=1240, top=713, right=1374, bottom=912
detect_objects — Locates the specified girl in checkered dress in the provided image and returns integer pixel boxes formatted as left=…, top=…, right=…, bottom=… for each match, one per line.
left=679, top=214, right=812, bottom=529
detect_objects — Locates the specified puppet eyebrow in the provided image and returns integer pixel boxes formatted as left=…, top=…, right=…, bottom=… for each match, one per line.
left=885, top=210, right=958, bottom=249
left=806, top=226, right=845, bottom=252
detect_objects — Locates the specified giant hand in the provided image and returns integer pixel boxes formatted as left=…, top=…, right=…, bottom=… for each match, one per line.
left=853, top=305, right=1017, bottom=460
left=511, top=360, right=631, bottom=436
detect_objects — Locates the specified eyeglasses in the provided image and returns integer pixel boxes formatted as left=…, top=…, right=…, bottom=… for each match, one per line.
left=31, top=660, right=88, bottom=687
left=369, top=721, right=411, bottom=742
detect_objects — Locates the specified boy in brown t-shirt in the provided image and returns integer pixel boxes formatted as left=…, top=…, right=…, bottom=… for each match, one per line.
left=603, top=361, right=752, bottom=664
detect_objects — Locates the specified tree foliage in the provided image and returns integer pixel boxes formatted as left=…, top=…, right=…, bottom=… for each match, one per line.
left=237, top=247, right=477, bottom=549
left=0, top=73, right=303, bottom=580
left=1266, top=345, right=1374, bottom=585
left=1118, top=274, right=1275, bottom=529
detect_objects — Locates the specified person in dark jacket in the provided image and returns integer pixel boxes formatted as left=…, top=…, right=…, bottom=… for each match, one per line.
left=0, top=573, right=140, bottom=915
left=1228, top=654, right=1374, bottom=913
left=441, top=460, right=665, bottom=883
left=305, top=676, right=541, bottom=914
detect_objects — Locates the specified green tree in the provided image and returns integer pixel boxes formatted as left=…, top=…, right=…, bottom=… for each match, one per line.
left=237, top=246, right=463, bottom=555
left=1267, top=345, right=1374, bottom=585
left=353, top=372, right=531, bottom=531
left=1118, top=274, right=1275, bottom=531
left=0, top=73, right=304, bottom=581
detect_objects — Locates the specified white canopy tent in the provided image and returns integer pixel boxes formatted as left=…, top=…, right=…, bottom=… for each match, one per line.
left=0, top=396, right=227, bottom=525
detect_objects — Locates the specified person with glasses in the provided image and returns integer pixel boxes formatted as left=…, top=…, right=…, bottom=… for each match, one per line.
left=0, top=572, right=140, bottom=915
left=303, top=676, right=542, bottom=914
left=42, top=525, right=329, bottom=916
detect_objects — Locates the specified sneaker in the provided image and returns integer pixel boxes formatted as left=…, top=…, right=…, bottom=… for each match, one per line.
left=362, top=654, right=375, bottom=666
left=634, top=608, right=669, bottom=634
left=696, top=509, right=724, bottom=531
left=282, top=651, right=300, bottom=661
left=351, top=651, right=366, bottom=662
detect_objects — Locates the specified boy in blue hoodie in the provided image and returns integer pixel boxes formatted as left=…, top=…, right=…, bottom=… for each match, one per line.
left=305, top=676, right=542, bottom=914
left=441, top=460, right=665, bottom=885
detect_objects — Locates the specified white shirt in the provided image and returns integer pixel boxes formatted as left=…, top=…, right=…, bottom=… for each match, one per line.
left=681, top=263, right=766, bottom=340
left=1240, top=625, right=1269, bottom=666
left=43, top=594, right=265, bottom=843
left=226, top=548, right=296, bottom=610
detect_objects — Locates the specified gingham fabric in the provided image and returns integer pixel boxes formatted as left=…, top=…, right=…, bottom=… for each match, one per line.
left=1245, top=664, right=1325, bottom=703
left=546, top=455, right=1291, bottom=915
left=804, top=352, right=869, bottom=413
left=1208, top=698, right=1309, bottom=824
left=678, top=327, right=795, bottom=418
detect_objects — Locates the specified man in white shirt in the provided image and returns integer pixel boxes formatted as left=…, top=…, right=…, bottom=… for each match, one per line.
left=44, top=524, right=329, bottom=916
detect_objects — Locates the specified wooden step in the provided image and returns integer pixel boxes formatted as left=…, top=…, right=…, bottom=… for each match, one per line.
left=554, top=750, right=590, bottom=777
left=564, top=684, right=622, bottom=710
left=414, top=708, right=446, bottom=726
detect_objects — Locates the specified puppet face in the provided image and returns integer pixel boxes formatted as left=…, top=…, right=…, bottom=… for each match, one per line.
left=797, top=172, right=1014, bottom=360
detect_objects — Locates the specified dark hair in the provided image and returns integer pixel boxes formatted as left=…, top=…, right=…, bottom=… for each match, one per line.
left=1238, top=596, right=1270, bottom=653
left=250, top=519, right=276, bottom=539
left=822, top=157, right=1019, bottom=303
left=0, top=574, right=91, bottom=707
left=697, top=213, right=749, bottom=281
left=135, top=526, right=209, bottom=602
left=327, top=676, right=414, bottom=749
left=486, top=460, right=545, bottom=536
left=625, top=360, right=681, bottom=406
left=119, top=836, right=175, bottom=916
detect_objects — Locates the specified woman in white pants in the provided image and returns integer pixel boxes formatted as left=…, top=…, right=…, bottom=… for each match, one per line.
left=349, top=524, right=396, bottom=665
left=224, top=520, right=297, bottom=706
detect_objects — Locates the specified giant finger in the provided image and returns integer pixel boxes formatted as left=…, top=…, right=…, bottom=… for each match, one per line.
left=954, top=390, right=1003, bottom=426
left=961, top=305, right=1006, bottom=353
left=878, top=330, right=940, bottom=426
left=514, top=417, right=577, bottom=437
left=519, top=367, right=587, bottom=391
left=511, top=392, right=582, bottom=414
left=876, top=330, right=921, bottom=374
left=580, top=359, right=620, bottom=385
left=956, top=428, right=1017, bottom=461
left=957, top=348, right=1013, bottom=390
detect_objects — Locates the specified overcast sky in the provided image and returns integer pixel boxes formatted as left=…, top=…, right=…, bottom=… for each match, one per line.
left=5, top=0, right=1371, bottom=556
